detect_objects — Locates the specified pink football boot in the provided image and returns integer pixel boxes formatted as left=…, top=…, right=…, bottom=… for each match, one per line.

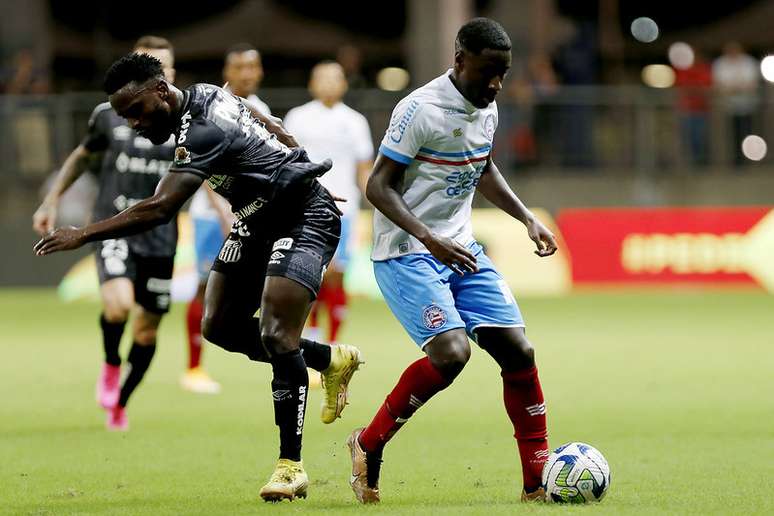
left=106, top=405, right=128, bottom=431
left=96, top=363, right=121, bottom=410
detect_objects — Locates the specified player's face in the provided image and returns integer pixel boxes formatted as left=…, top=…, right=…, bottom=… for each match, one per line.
left=224, top=51, right=262, bottom=97
left=455, top=48, right=511, bottom=108
left=110, top=81, right=175, bottom=145
left=309, top=63, right=348, bottom=105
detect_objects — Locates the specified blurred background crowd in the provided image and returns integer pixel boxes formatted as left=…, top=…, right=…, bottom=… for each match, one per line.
left=3, top=0, right=774, bottom=286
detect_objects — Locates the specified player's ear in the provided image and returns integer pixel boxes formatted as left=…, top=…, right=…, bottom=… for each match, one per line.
left=454, top=50, right=465, bottom=73
left=156, top=80, right=170, bottom=100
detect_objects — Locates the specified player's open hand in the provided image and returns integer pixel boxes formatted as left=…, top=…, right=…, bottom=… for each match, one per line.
left=526, top=218, right=558, bottom=257
left=423, top=233, right=479, bottom=276
left=34, top=226, right=87, bottom=256
left=32, top=200, right=57, bottom=236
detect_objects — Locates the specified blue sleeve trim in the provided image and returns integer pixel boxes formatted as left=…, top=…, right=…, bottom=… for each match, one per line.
left=379, top=144, right=414, bottom=165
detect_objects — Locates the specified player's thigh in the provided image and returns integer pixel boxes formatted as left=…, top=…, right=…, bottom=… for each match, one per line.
left=131, top=306, right=163, bottom=345
left=96, top=240, right=136, bottom=321
left=329, top=212, right=355, bottom=274
left=100, top=278, right=134, bottom=321
left=451, top=248, right=525, bottom=342
left=259, top=276, right=314, bottom=356
left=204, top=226, right=268, bottom=336
left=373, top=255, right=465, bottom=349
left=133, top=255, right=174, bottom=316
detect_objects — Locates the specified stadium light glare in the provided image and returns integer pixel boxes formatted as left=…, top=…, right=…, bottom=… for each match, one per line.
left=377, top=67, right=410, bottom=91
left=668, top=42, right=695, bottom=70
left=630, top=17, right=659, bottom=43
left=642, top=64, right=675, bottom=88
left=742, top=135, right=767, bottom=161
left=760, top=56, right=774, bottom=82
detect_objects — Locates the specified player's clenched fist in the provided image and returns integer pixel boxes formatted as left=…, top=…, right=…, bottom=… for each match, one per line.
left=526, top=218, right=558, bottom=257
left=34, top=227, right=87, bottom=256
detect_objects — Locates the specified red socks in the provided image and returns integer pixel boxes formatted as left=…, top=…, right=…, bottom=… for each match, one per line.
left=502, top=366, right=549, bottom=492
left=359, top=357, right=452, bottom=453
left=186, top=298, right=203, bottom=370
left=307, top=283, right=347, bottom=343
left=327, top=284, right=347, bottom=342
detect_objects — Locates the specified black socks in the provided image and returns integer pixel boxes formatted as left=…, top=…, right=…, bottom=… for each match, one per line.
left=100, top=314, right=125, bottom=366
left=118, top=342, right=156, bottom=407
left=299, top=339, right=331, bottom=372
left=270, top=350, right=308, bottom=462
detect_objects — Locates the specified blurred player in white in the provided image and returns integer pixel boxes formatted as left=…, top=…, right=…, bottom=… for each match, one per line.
left=284, top=61, right=374, bottom=351
left=182, top=43, right=271, bottom=393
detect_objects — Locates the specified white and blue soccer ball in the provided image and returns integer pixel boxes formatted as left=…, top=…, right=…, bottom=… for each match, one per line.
left=542, top=442, right=610, bottom=503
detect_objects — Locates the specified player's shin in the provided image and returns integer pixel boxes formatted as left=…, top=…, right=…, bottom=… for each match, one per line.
left=270, top=350, right=309, bottom=461
left=186, top=298, right=204, bottom=369
left=501, top=366, right=549, bottom=493
left=100, top=314, right=125, bottom=366
left=359, top=357, right=451, bottom=453
left=118, top=342, right=157, bottom=407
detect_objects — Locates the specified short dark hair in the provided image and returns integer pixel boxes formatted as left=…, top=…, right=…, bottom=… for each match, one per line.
left=103, top=53, right=164, bottom=95
left=134, top=35, right=174, bottom=58
left=455, top=17, right=511, bottom=55
left=225, top=43, right=260, bottom=61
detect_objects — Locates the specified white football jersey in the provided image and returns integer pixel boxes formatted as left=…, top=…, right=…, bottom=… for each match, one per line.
left=189, top=94, right=272, bottom=220
left=284, top=100, right=373, bottom=215
left=371, top=70, right=497, bottom=261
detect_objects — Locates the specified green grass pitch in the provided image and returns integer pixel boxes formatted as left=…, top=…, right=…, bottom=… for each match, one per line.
left=1, top=289, right=772, bottom=515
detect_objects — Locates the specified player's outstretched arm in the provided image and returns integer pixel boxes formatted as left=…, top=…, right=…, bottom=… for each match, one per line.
left=477, top=158, right=558, bottom=257
left=367, top=154, right=478, bottom=275
left=239, top=98, right=299, bottom=148
left=32, top=145, right=92, bottom=236
left=34, top=171, right=203, bottom=256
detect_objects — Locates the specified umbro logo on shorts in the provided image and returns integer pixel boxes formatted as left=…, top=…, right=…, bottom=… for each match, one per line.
left=272, top=389, right=291, bottom=401
left=268, top=251, right=285, bottom=265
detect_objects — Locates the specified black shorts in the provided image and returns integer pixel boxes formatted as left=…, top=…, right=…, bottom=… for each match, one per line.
left=211, top=183, right=341, bottom=298
left=94, top=239, right=175, bottom=314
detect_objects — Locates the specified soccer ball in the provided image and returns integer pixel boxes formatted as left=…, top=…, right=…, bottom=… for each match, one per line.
left=542, top=442, right=610, bottom=503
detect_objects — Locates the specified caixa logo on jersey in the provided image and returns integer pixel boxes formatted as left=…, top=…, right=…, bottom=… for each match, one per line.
left=389, top=100, right=419, bottom=144
left=422, top=304, right=447, bottom=330
left=177, top=110, right=192, bottom=144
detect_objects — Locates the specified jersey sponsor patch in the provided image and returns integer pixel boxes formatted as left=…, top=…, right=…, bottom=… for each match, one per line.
left=218, top=238, right=242, bottom=263
left=174, top=146, right=191, bottom=165
left=273, top=237, right=294, bottom=251
left=422, top=304, right=448, bottom=330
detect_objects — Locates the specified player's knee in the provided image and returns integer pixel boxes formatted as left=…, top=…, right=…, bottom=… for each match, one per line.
left=427, top=335, right=470, bottom=379
left=103, top=303, right=130, bottom=323
left=133, top=328, right=157, bottom=345
left=508, top=331, right=535, bottom=368
left=260, top=325, right=298, bottom=356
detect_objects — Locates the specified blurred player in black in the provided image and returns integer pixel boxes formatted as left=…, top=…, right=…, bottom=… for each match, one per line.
left=35, top=53, right=363, bottom=502
left=33, top=36, right=179, bottom=431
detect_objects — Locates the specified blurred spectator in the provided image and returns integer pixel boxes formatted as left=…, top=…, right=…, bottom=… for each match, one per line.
left=223, top=43, right=270, bottom=114
left=712, top=42, right=759, bottom=167
left=674, top=50, right=712, bottom=167
left=2, top=48, right=50, bottom=94
left=528, top=55, right=561, bottom=167
left=336, top=44, right=368, bottom=88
